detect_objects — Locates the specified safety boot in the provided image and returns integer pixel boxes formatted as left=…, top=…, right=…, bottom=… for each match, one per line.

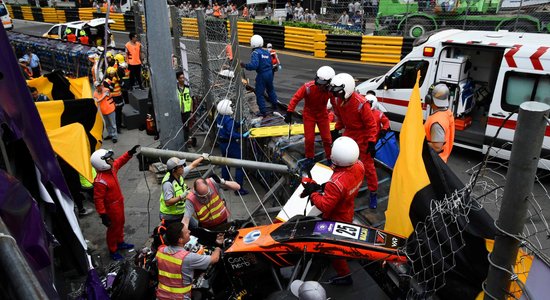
left=117, top=242, right=134, bottom=250
left=369, top=192, right=378, bottom=209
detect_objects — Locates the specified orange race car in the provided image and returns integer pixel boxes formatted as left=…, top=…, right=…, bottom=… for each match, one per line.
left=193, top=216, right=408, bottom=299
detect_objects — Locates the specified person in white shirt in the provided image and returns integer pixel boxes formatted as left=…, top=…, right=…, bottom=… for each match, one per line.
left=294, top=3, right=304, bottom=21
left=264, top=5, right=273, bottom=19
left=337, top=11, right=349, bottom=24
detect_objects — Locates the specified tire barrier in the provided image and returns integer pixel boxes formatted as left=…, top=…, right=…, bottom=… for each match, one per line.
left=284, top=27, right=323, bottom=53
left=79, top=7, right=95, bottom=21
left=325, top=34, right=362, bottom=60
left=182, top=18, right=198, bottom=38
left=64, top=8, right=80, bottom=22
left=401, top=37, right=415, bottom=59
left=6, top=5, right=414, bottom=65
left=313, top=33, right=327, bottom=58
left=123, top=13, right=136, bottom=33
left=237, top=21, right=253, bottom=44
left=361, top=36, right=404, bottom=64
left=10, top=5, right=23, bottom=20
left=31, top=7, right=44, bottom=22
left=42, top=7, right=58, bottom=23
left=21, top=5, right=33, bottom=21
left=253, top=23, right=284, bottom=49
left=8, top=31, right=94, bottom=78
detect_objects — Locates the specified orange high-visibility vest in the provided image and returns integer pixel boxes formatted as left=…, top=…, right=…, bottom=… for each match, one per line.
left=67, top=33, right=77, bottom=42
left=186, top=179, right=228, bottom=228
left=424, top=109, right=455, bottom=163
left=105, top=77, right=122, bottom=97
left=79, top=35, right=89, bottom=45
left=155, top=246, right=192, bottom=300
left=93, top=89, right=115, bottom=115
left=125, top=41, right=142, bottom=65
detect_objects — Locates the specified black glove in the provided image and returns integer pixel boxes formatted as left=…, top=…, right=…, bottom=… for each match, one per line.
left=300, top=182, right=322, bottom=198
left=284, top=113, right=292, bottom=124
left=378, top=129, right=388, bottom=140
left=100, top=214, right=111, bottom=227
left=330, top=129, right=341, bottom=142
left=210, top=174, right=225, bottom=184
left=240, top=62, right=246, bottom=68
left=128, top=144, right=140, bottom=156
left=367, top=141, right=376, bottom=157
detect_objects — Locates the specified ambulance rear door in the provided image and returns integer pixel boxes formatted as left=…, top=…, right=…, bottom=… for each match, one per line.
left=485, top=45, right=550, bottom=169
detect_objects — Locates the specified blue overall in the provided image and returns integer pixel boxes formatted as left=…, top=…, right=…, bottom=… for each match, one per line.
left=216, top=115, right=244, bottom=186
left=245, top=48, right=278, bottom=115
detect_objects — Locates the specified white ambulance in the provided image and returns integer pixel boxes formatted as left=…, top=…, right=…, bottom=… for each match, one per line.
left=356, top=29, right=550, bottom=169
left=0, top=2, right=13, bottom=30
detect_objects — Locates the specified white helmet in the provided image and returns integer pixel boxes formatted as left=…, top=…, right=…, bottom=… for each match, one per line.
left=366, top=94, right=378, bottom=110
left=331, top=136, right=359, bottom=167
left=250, top=34, right=263, bottom=48
left=315, top=66, right=335, bottom=85
left=119, top=62, right=128, bottom=68
left=330, top=73, right=355, bottom=99
left=91, top=149, right=114, bottom=171
left=217, top=99, right=233, bottom=115
left=432, top=83, right=450, bottom=107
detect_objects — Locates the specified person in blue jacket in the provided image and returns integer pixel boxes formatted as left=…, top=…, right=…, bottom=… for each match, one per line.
left=240, top=34, right=278, bottom=117
left=216, top=99, right=249, bottom=196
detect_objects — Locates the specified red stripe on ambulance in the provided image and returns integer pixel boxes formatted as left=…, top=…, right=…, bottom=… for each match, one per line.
left=530, top=46, right=549, bottom=70
left=504, top=45, right=523, bottom=68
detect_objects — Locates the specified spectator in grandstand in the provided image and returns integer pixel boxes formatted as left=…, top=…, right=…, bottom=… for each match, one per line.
left=285, top=1, right=293, bottom=21
left=264, top=4, right=272, bottom=19
left=337, top=11, right=349, bottom=25
left=250, top=5, right=256, bottom=19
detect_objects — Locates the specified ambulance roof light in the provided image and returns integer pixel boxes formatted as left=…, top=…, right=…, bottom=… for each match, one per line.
left=423, top=47, right=435, bottom=57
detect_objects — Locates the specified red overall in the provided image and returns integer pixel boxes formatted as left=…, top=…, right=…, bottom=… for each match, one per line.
left=372, top=109, right=390, bottom=138
left=331, top=92, right=378, bottom=192
left=287, top=81, right=332, bottom=159
left=311, top=161, right=365, bottom=276
left=93, top=152, right=132, bottom=253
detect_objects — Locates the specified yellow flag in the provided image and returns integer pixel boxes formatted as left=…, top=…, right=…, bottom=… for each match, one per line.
left=384, top=71, right=430, bottom=236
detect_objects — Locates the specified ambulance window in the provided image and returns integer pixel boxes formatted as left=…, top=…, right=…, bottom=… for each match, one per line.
left=48, top=25, right=59, bottom=35
left=502, top=72, right=550, bottom=111
left=386, top=60, right=429, bottom=89
left=534, top=77, right=550, bottom=106
left=0, top=4, right=7, bottom=16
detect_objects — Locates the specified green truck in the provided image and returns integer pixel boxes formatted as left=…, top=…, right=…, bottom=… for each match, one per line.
left=375, top=0, right=550, bottom=37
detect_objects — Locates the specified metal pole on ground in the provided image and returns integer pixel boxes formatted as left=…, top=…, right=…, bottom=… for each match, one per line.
left=484, top=102, right=550, bottom=300
left=144, top=0, right=184, bottom=150
left=140, top=147, right=290, bottom=174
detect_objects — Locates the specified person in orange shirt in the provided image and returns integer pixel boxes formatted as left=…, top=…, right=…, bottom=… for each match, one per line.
left=93, top=81, right=118, bottom=143
left=425, top=83, right=455, bottom=163
left=78, top=30, right=89, bottom=45
left=125, top=32, right=144, bottom=90
left=104, top=67, right=124, bottom=133
left=213, top=2, right=221, bottom=18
